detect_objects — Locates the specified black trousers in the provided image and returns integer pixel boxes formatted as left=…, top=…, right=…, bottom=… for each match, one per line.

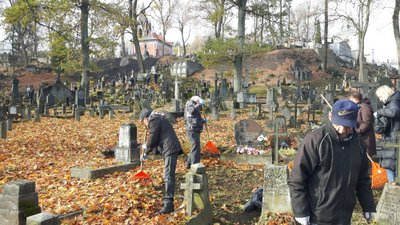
left=164, top=153, right=178, bottom=202
left=186, top=131, right=201, bottom=165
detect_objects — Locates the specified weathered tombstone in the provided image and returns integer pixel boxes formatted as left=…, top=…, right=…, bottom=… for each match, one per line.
left=114, top=123, right=139, bottom=163
left=282, top=106, right=291, bottom=122
left=10, top=77, right=20, bottom=104
left=234, top=119, right=263, bottom=147
left=44, top=103, right=49, bottom=117
left=274, top=115, right=287, bottom=132
left=259, top=165, right=292, bottom=223
left=6, top=118, right=12, bottom=131
left=75, top=107, right=80, bottom=121
left=180, top=163, right=212, bottom=225
left=375, top=184, right=400, bottom=224
left=46, top=94, right=56, bottom=107
left=0, top=120, right=6, bottom=139
left=75, top=89, right=85, bottom=106
left=34, top=108, right=40, bottom=122
left=26, top=107, right=32, bottom=121
left=9, top=105, right=18, bottom=120
left=265, top=88, right=277, bottom=111
left=109, top=109, right=114, bottom=120
left=0, top=180, right=41, bottom=225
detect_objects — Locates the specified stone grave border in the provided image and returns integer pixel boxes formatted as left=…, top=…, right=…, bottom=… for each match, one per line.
left=70, top=162, right=140, bottom=179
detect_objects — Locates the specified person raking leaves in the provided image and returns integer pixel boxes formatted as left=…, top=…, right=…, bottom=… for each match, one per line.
left=139, top=108, right=183, bottom=214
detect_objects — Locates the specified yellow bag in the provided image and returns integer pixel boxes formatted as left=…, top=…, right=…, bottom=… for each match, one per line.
left=367, top=154, right=388, bottom=189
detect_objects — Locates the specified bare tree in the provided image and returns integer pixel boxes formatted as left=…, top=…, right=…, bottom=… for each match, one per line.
left=173, top=0, right=194, bottom=56
left=151, top=0, right=176, bottom=56
left=334, top=0, right=374, bottom=81
left=291, top=0, right=323, bottom=43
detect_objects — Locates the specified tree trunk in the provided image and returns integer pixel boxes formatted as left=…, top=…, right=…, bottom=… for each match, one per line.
left=180, top=26, right=186, bottom=56
left=323, top=0, right=328, bottom=72
left=121, top=33, right=127, bottom=57
left=129, top=0, right=145, bottom=73
left=260, top=17, right=264, bottom=44
left=80, top=0, right=90, bottom=88
left=358, top=33, right=366, bottom=82
left=234, top=0, right=246, bottom=93
left=393, top=0, right=400, bottom=74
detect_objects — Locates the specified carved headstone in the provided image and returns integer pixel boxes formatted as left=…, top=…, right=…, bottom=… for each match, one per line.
left=234, top=119, right=263, bottom=146
left=259, top=165, right=292, bottom=223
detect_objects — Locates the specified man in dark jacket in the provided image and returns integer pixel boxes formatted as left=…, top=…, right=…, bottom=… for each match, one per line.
left=288, top=99, right=376, bottom=225
left=184, top=96, right=206, bottom=169
left=139, top=108, right=183, bottom=214
left=349, top=90, right=376, bottom=156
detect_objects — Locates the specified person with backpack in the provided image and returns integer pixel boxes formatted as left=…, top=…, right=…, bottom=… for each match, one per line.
left=288, top=99, right=376, bottom=225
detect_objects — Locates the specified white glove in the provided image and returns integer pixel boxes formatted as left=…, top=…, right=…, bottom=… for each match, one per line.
left=141, top=144, right=147, bottom=151
left=364, top=212, right=374, bottom=223
left=295, top=216, right=310, bottom=225
left=140, top=153, right=147, bottom=161
left=373, top=112, right=378, bottom=118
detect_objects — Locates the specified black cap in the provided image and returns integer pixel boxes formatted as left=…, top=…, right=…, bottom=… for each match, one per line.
left=139, top=108, right=152, bottom=122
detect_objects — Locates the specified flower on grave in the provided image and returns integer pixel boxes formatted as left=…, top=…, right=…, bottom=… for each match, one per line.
left=257, top=135, right=265, bottom=142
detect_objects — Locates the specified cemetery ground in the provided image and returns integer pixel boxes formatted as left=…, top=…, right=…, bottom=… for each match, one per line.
left=0, top=112, right=381, bottom=224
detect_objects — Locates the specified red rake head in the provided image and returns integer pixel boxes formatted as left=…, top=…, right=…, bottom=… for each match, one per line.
left=203, top=140, right=220, bottom=155
left=132, top=170, right=151, bottom=180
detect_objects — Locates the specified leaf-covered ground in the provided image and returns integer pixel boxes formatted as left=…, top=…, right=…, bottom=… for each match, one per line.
left=0, top=112, right=379, bottom=224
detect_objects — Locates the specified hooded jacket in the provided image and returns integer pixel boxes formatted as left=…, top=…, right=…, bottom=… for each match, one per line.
left=356, top=98, right=376, bottom=156
left=288, top=123, right=376, bottom=225
left=145, top=111, right=183, bottom=157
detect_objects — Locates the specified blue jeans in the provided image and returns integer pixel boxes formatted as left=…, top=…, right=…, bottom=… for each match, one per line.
left=386, top=169, right=396, bottom=182
left=186, top=131, right=201, bottom=165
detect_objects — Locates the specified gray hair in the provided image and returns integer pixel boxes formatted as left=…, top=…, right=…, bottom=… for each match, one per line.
left=376, top=85, right=394, bottom=103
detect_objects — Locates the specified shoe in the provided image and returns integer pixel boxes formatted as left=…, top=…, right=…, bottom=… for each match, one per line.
left=159, top=202, right=174, bottom=214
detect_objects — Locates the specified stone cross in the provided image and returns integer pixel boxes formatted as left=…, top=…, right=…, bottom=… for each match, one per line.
left=180, top=163, right=212, bottom=224
left=265, top=122, right=291, bottom=166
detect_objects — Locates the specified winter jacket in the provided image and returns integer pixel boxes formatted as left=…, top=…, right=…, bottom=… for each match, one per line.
left=376, top=91, right=400, bottom=170
left=184, top=100, right=205, bottom=132
left=356, top=98, right=376, bottom=156
left=288, top=123, right=376, bottom=225
left=145, top=111, right=183, bottom=157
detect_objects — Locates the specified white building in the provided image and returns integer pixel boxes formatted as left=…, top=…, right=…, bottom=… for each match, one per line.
left=329, top=41, right=353, bottom=63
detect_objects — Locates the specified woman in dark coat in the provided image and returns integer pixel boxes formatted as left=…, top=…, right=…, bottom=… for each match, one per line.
left=349, top=90, right=376, bottom=156
left=375, top=85, right=400, bottom=182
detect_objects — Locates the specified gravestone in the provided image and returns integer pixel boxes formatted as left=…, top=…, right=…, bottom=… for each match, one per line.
left=0, top=120, right=6, bottom=139
left=26, top=108, right=32, bottom=121
left=0, top=180, right=41, bottom=225
left=6, top=119, right=12, bottom=131
left=282, top=106, right=291, bottom=122
left=34, top=108, right=40, bottom=122
left=9, top=105, right=17, bottom=120
left=274, top=115, right=287, bottom=132
left=234, top=119, right=264, bottom=147
left=114, top=123, right=140, bottom=163
left=375, top=183, right=400, bottom=224
left=10, top=77, right=20, bottom=104
left=46, top=94, right=56, bottom=107
left=322, top=105, right=331, bottom=125
left=181, top=163, right=212, bottom=225
left=75, top=89, right=85, bottom=106
left=265, top=88, right=277, bottom=111
left=259, top=165, right=292, bottom=223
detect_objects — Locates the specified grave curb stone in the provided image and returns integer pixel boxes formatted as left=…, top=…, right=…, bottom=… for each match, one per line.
left=70, top=162, right=139, bottom=179
left=26, top=212, right=60, bottom=225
